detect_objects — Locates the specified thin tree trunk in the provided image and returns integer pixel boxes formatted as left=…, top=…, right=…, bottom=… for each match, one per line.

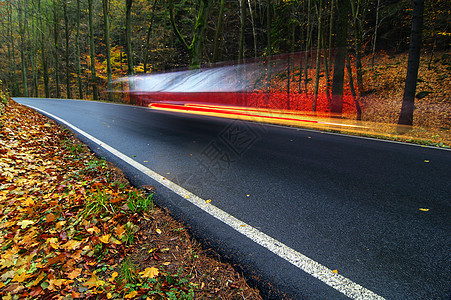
left=266, top=0, right=271, bottom=56
left=64, top=1, right=71, bottom=99
left=38, top=0, right=50, bottom=98
left=248, top=0, right=257, bottom=58
left=313, top=0, right=322, bottom=112
left=143, top=0, right=159, bottom=73
left=88, top=0, right=98, bottom=100
left=398, top=0, right=424, bottom=127
left=53, top=0, right=61, bottom=98
left=18, top=0, right=29, bottom=97
left=330, top=0, right=350, bottom=115
left=212, top=0, right=225, bottom=63
left=346, top=55, right=362, bottom=120
left=371, top=0, right=381, bottom=67
left=238, top=0, right=246, bottom=62
left=75, top=0, right=83, bottom=99
left=9, top=0, right=19, bottom=96
left=103, top=0, right=113, bottom=101
left=304, top=0, right=312, bottom=95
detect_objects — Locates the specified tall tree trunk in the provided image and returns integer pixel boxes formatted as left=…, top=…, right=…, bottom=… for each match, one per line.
left=248, top=0, right=257, bottom=58
left=346, top=55, right=362, bottom=120
left=398, top=0, right=424, bottom=127
left=18, top=0, right=29, bottom=97
left=169, top=0, right=211, bottom=69
left=238, top=0, right=246, bottom=62
left=53, top=0, right=61, bottom=98
left=88, top=0, right=98, bottom=100
left=313, top=0, right=322, bottom=112
left=75, top=0, right=83, bottom=99
left=9, top=0, right=19, bottom=96
left=212, top=0, right=225, bottom=63
left=125, top=0, right=134, bottom=77
left=330, top=0, right=350, bottom=115
left=103, top=0, right=113, bottom=101
left=143, top=0, right=159, bottom=73
left=266, top=0, right=271, bottom=56
left=38, top=0, right=50, bottom=98
left=304, top=0, right=312, bottom=95
left=371, top=0, right=381, bottom=67
left=64, top=1, right=71, bottom=99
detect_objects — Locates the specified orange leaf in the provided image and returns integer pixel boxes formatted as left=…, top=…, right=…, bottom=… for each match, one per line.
left=99, top=234, right=111, bottom=244
left=67, top=268, right=82, bottom=280
left=124, top=290, right=138, bottom=299
left=46, top=213, right=56, bottom=223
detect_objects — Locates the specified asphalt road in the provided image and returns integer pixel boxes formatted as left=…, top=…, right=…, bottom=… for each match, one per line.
left=16, top=98, right=451, bottom=299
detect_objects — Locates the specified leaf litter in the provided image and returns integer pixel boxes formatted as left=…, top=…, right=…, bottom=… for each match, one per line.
left=0, top=99, right=262, bottom=299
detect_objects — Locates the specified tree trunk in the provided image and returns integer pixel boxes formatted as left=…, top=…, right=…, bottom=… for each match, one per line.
left=247, top=0, right=257, bottom=58
left=126, top=0, right=134, bottom=76
left=143, top=0, right=159, bottom=73
left=64, top=1, right=71, bottom=99
left=313, top=0, right=323, bottom=112
left=212, top=0, right=225, bottom=63
left=88, top=0, right=98, bottom=100
left=75, top=0, right=83, bottom=99
left=266, top=0, right=271, bottom=56
left=53, top=0, right=61, bottom=98
left=346, top=55, right=362, bottom=120
left=18, top=0, right=29, bottom=97
left=330, top=0, right=349, bottom=115
left=169, top=0, right=211, bottom=69
left=238, top=0, right=246, bottom=62
left=103, top=0, right=113, bottom=101
left=398, top=0, right=424, bottom=126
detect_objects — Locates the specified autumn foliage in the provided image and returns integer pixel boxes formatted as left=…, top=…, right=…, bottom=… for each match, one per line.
left=0, top=95, right=261, bottom=299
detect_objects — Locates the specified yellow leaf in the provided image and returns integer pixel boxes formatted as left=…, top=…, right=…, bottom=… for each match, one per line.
left=206, top=199, right=212, bottom=204
left=419, top=208, right=430, bottom=212
left=31, top=272, right=45, bottom=287
left=107, top=293, right=113, bottom=299
left=0, top=282, right=4, bottom=289
left=109, top=271, right=118, bottom=282
left=99, top=234, right=111, bottom=244
left=184, top=195, right=189, bottom=199
left=12, top=271, right=29, bottom=283
left=139, top=267, right=159, bottom=278
left=48, top=279, right=66, bottom=291
left=148, top=248, right=157, bottom=253
left=83, top=274, right=105, bottom=288
left=46, top=237, right=59, bottom=249
left=424, top=160, right=430, bottom=163
left=163, top=262, right=171, bottom=266
left=156, top=229, right=162, bottom=234
left=332, top=270, right=338, bottom=274
left=124, top=291, right=138, bottom=299
left=17, top=220, right=34, bottom=229
left=24, top=198, right=34, bottom=206
left=67, top=268, right=82, bottom=279
left=63, top=240, right=82, bottom=251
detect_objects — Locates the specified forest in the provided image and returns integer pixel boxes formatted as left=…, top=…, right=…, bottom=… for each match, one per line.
left=0, top=0, right=449, bottom=130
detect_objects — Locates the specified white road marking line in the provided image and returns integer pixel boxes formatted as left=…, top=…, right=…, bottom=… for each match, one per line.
left=26, top=104, right=385, bottom=300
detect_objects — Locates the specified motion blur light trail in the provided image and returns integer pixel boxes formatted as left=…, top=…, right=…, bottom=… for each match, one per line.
left=123, top=54, right=448, bottom=146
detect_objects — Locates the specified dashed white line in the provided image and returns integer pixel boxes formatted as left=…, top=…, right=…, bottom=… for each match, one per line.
left=26, top=104, right=385, bottom=300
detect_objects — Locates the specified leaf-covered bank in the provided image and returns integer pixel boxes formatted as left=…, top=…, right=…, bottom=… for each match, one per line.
left=0, top=97, right=262, bottom=299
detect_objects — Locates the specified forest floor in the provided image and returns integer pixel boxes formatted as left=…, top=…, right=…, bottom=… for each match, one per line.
left=0, top=96, right=262, bottom=299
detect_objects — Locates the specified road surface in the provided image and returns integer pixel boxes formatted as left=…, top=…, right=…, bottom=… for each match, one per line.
left=16, top=98, right=451, bottom=299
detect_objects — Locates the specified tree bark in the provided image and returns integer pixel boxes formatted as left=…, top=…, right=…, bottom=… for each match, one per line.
left=88, top=0, right=98, bottom=100
left=18, top=0, right=29, bottom=97
left=313, top=0, right=323, bottom=112
left=53, top=0, right=61, bottom=98
left=398, top=0, right=424, bottom=126
left=75, top=0, right=83, bottom=99
left=330, top=0, right=350, bottom=115
left=169, top=0, right=211, bottom=69
left=238, top=0, right=246, bottom=62
left=143, top=0, right=159, bottom=73
left=212, top=0, right=225, bottom=63
left=64, top=0, right=71, bottom=99
left=103, top=0, right=113, bottom=101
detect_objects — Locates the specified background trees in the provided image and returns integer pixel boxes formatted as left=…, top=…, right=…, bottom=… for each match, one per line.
left=0, top=0, right=448, bottom=124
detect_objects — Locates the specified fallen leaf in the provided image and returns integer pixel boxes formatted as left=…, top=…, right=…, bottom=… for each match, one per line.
left=12, top=271, right=30, bottom=283
left=46, top=213, right=56, bottom=223
left=419, top=208, right=430, bottom=212
left=124, top=291, right=138, bottom=299
left=83, top=274, right=105, bottom=288
left=17, top=220, right=34, bottom=229
left=99, top=234, right=111, bottom=243
left=206, top=199, right=212, bottom=204
left=332, top=270, right=338, bottom=274
left=139, top=267, right=159, bottom=278
left=67, top=268, right=82, bottom=279
left=156, top=229, right=162, bottom=234
left=108, top=272, right=118, bottom=282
